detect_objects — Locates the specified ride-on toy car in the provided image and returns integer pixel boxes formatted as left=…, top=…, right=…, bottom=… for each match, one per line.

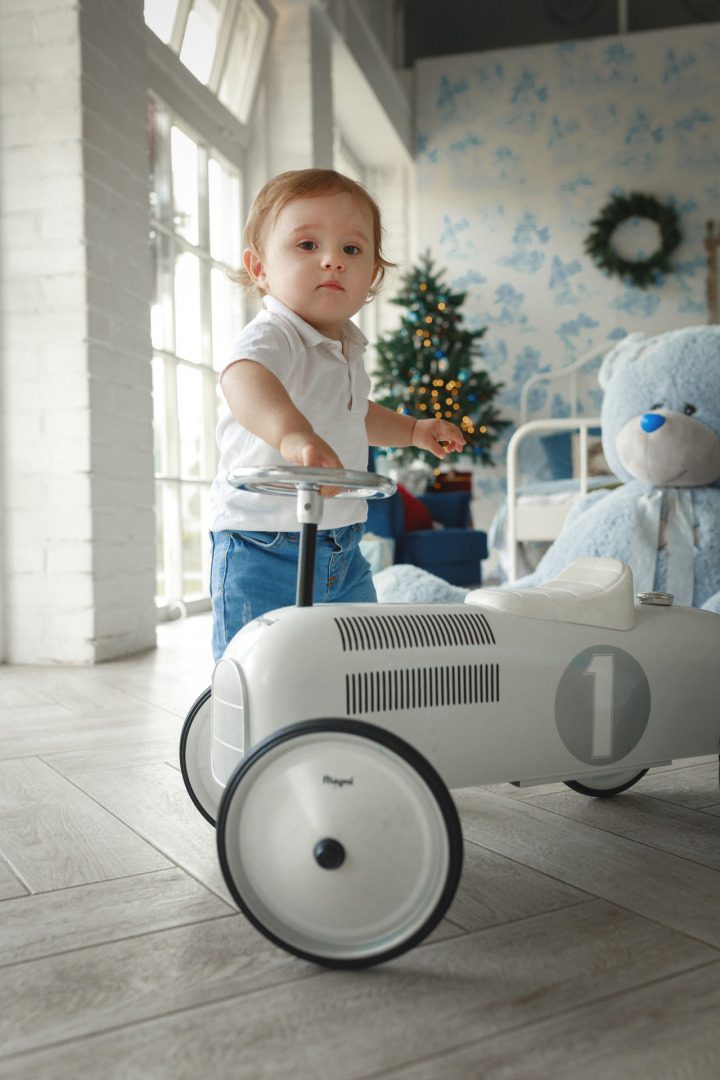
left=180, top=466, right=720, bottom=969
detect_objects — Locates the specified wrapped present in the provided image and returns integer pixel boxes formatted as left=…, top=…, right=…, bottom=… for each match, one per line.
left=430, top=469, right=472, bottom=493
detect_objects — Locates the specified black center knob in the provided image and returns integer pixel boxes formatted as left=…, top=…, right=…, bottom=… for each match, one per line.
left=314, top=838, right=346, bottom=870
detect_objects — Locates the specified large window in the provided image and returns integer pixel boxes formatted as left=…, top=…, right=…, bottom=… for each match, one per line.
left=145, top=0, right=271, bottom=612
left=149, top=96, right=244, bottom=610
left=144, top=0, right=271, bottom=124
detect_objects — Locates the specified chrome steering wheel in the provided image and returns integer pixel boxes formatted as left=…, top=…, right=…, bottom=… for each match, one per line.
left=227, top=465, right=395, bottom=500
left=226, top=465, right=396, bottom=605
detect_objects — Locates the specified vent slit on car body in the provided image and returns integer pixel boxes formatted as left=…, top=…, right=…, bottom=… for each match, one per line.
left=346, top=663, right=500, bottom=714
left=334, top=611, right=495, bottom=652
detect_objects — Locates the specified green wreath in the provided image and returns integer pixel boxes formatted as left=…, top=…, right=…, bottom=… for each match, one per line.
left=584, top=192, right=682, bottom=289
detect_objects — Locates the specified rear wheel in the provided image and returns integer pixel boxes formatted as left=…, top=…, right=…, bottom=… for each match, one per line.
left=217, top=719, right=463, bottom=968
left=179, top=687, right=222, bottom=826
left=564, top=768, right=648, bottom=798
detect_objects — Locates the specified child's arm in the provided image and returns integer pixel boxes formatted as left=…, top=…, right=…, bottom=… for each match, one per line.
left=365, top=400, right=466, bottom=460
left=222, top=360, right=343, bottom=477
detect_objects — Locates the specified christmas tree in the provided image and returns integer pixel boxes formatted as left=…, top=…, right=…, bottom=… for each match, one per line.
left=372, top=252, right=509, bottom=472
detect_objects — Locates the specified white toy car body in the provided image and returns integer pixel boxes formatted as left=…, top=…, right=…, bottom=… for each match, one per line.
left=212, top=560, right=718, bottom=793
left=180, top=469, right=720, bottom=969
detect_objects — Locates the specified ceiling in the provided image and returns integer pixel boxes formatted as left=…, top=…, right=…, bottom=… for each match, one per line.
left=401, top=0, right=720, bottom=65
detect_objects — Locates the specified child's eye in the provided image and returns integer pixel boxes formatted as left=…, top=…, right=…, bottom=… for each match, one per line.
left=343, top=244, right=361, bottom=256
left=298, top=241, right=317, bottom=251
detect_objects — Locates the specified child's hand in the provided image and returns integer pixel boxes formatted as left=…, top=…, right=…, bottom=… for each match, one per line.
left=411, top=418, right=466, bottom=459
left=280, top=431, right=345, bottom=497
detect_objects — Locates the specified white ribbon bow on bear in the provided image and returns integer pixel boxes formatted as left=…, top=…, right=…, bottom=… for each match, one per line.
left=630, top=488, right=696, bottom=607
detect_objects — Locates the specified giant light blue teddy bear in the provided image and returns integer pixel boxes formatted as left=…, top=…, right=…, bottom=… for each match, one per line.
left=513, top=324, right=720, bottom=611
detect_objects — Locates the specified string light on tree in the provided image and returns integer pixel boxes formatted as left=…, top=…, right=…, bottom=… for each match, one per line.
left=373, top=252, right=509, bottom=471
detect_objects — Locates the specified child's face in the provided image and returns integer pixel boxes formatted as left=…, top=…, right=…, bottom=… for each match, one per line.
left=243, top=191, right=378, bottom=340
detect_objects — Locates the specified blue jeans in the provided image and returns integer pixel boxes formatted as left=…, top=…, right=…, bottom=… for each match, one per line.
left=210, top=524, right=377, bottom=660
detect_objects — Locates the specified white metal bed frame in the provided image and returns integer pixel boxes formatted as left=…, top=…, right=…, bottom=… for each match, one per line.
left=505, top=344, right=614, bottom=582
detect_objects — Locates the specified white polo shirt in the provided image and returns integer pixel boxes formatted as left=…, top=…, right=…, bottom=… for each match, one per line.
left=209, top=296, right=371, bottom=532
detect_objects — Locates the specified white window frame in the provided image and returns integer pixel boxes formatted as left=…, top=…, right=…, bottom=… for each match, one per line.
left=145, top=6, right=273, bottom=615
left=150, top=96, right=246, bottom=614
left=146, top=0, right=273, bottom=125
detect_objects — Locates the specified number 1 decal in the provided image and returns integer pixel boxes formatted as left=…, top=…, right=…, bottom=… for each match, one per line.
left=584, top=654, right=614, bottom=759
left=555, top=646, right=651, bottom=766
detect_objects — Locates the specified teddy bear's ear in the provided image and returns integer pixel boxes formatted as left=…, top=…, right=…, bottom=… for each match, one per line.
left=598, top=333, right=647, bottom=391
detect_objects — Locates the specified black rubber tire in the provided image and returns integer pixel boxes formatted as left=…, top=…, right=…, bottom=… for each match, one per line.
left=564, top=768, right=648, bottom=798
left=179, top=686, right=217, bottom=826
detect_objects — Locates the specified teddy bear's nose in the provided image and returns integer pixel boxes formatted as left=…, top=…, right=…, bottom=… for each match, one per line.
left=641, top=412, right=666, bottom=433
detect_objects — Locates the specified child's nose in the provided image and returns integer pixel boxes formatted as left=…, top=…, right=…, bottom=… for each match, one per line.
left=322, top=250, right=344, bottom=270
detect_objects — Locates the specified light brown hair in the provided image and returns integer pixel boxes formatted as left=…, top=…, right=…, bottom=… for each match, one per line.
left=233, top=168, right=395, bottom=299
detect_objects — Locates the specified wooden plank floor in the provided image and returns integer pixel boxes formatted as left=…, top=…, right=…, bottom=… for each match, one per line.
left=1, top=613, right=719, bottom=1078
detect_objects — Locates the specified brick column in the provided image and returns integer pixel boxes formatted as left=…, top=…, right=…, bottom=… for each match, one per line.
left=0, top=0, right=156, bottom=663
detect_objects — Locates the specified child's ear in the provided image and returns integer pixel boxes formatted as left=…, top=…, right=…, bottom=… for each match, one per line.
left=243, top=248, right=267, bottom=289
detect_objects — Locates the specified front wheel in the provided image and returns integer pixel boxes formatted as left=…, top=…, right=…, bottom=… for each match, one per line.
left=564, top=768, right=648, bottom=798
left=217, top=719, right=463, bottom=968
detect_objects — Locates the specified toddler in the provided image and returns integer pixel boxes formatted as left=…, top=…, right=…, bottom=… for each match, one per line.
left=209, top=168, right=466, bottom=660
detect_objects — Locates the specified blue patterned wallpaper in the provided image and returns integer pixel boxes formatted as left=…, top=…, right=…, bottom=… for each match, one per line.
left=415, top=24, right=720, bottom=529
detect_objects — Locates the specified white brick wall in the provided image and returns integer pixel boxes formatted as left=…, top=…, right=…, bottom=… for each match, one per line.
left=0, top=0, right=156, bottom=664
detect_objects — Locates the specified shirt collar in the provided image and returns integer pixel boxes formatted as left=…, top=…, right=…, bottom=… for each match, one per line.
left=262, top=295, right=368, bottom=358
